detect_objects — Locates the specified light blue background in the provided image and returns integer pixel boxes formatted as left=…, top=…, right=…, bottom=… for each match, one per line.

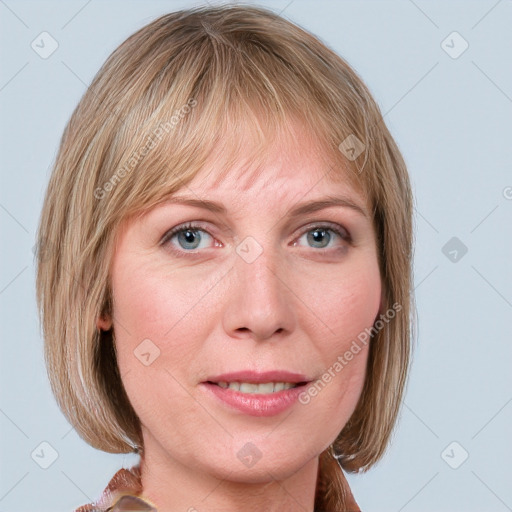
left=1, top=1, right=511, bottom=511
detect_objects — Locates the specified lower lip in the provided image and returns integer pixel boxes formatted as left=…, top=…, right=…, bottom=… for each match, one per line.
left=201, top=382, right=307, bottom=417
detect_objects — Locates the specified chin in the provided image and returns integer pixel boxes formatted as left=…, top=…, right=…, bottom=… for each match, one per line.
left=207, top=457, right=312, bottom=485
left=190, top=437, right=321, bottom=484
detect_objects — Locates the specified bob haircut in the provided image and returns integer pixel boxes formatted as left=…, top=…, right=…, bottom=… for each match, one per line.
left=36, top=4, right=414, bottom=510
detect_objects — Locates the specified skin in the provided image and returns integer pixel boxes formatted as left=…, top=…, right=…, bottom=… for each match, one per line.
left=98, top=125, right=382, bottom=512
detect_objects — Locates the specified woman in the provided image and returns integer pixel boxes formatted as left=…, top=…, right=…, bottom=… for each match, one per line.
left=36, top=5, right=413, bottom=511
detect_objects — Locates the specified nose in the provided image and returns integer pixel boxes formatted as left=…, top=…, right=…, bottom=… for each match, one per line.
left=222, top=244, right=296, bottom=341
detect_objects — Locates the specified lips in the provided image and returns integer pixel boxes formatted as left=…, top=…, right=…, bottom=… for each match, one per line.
left=201, top=370, right=312, bottom=416
left=216, top=381, right=299, bottom=393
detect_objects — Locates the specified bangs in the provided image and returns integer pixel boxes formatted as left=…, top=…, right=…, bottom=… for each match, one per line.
left=94, top=16, right=370, bottom=228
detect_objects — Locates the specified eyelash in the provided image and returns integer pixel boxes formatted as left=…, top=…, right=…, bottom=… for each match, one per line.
left=160, top=221, right=352, bottom=255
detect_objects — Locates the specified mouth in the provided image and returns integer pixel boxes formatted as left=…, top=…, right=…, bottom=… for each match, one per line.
left=204, top=370, right=311, bottom=395
left=201, top=372, right=312, bottom=416
left=206, top=380, right=309, bottom=394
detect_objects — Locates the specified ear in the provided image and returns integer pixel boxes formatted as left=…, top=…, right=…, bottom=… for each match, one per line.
left=96, top=313, right=112, bottom=331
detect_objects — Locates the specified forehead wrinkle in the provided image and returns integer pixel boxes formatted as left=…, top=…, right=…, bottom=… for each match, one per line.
left=201, top=126, right=334, bottom=193
left=195, top=130, right=279, bottom=193
left=187, top=113, right=365, bottom=218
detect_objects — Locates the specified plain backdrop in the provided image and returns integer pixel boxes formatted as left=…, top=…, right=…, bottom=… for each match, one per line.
left=1, top=1, right=511, bottom=511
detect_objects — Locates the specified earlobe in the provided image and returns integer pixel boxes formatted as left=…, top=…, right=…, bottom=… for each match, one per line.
left=96, top=314, right=112, bottom=331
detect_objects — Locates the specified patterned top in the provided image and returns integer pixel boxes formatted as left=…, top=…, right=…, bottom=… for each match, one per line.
left=74, top=465, right=155, bottom=511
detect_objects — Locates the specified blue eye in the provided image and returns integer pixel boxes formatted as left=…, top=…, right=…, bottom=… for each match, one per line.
left=162, top=223, right=214, bottom=251
left=161, top=222, right=350, bottom=255
left=307, top=228, right=331, bottom=248
left=297, top=225, right=349, bottom=249
left=175, top=228, right=205, bottom=250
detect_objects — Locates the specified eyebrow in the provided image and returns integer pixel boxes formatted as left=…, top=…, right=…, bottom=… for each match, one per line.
left=287, top=196, right=367, bottom=218
left=163, top=194, right=368, bottom=218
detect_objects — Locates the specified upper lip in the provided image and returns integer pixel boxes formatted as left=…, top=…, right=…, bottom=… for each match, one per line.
left=205, top=370, right=311, bottom=384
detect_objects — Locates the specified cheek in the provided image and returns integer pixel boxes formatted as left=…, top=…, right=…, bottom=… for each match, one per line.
left=109, top=263, right=208, bottom=424
left=306, top=258, right=382, bottom=347
left=296, top=256, right=381, bottom=420
left=111, top=258, right=212, bottom=338
left=110, top=259, right=206, bottom=378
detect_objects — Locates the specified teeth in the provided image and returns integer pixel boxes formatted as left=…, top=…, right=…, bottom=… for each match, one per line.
left=216, top=381, right=297, bottom=394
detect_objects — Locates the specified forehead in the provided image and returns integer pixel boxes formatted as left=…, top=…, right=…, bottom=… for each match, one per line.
left=183, top=118, right=366, bottom=206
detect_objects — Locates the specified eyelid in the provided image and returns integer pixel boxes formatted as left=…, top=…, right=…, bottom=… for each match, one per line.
left=158, top=221, right=212, bottom=248
left=160, top=220, right=352, bottom=254
left=294, top=221, right=351, bottom=243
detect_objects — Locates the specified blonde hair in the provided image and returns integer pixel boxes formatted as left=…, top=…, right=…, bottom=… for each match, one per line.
left=36, top=5, right=414, bottom=510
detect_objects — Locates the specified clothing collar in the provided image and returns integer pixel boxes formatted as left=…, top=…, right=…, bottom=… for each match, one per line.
left=74, top=464, right=155, bottom=511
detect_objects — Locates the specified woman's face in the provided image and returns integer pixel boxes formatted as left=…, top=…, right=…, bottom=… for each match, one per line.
left=103, top=127, right=381, bottom=483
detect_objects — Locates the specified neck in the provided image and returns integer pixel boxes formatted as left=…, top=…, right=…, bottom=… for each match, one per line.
left=139, top=436, right=318, bottom=512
